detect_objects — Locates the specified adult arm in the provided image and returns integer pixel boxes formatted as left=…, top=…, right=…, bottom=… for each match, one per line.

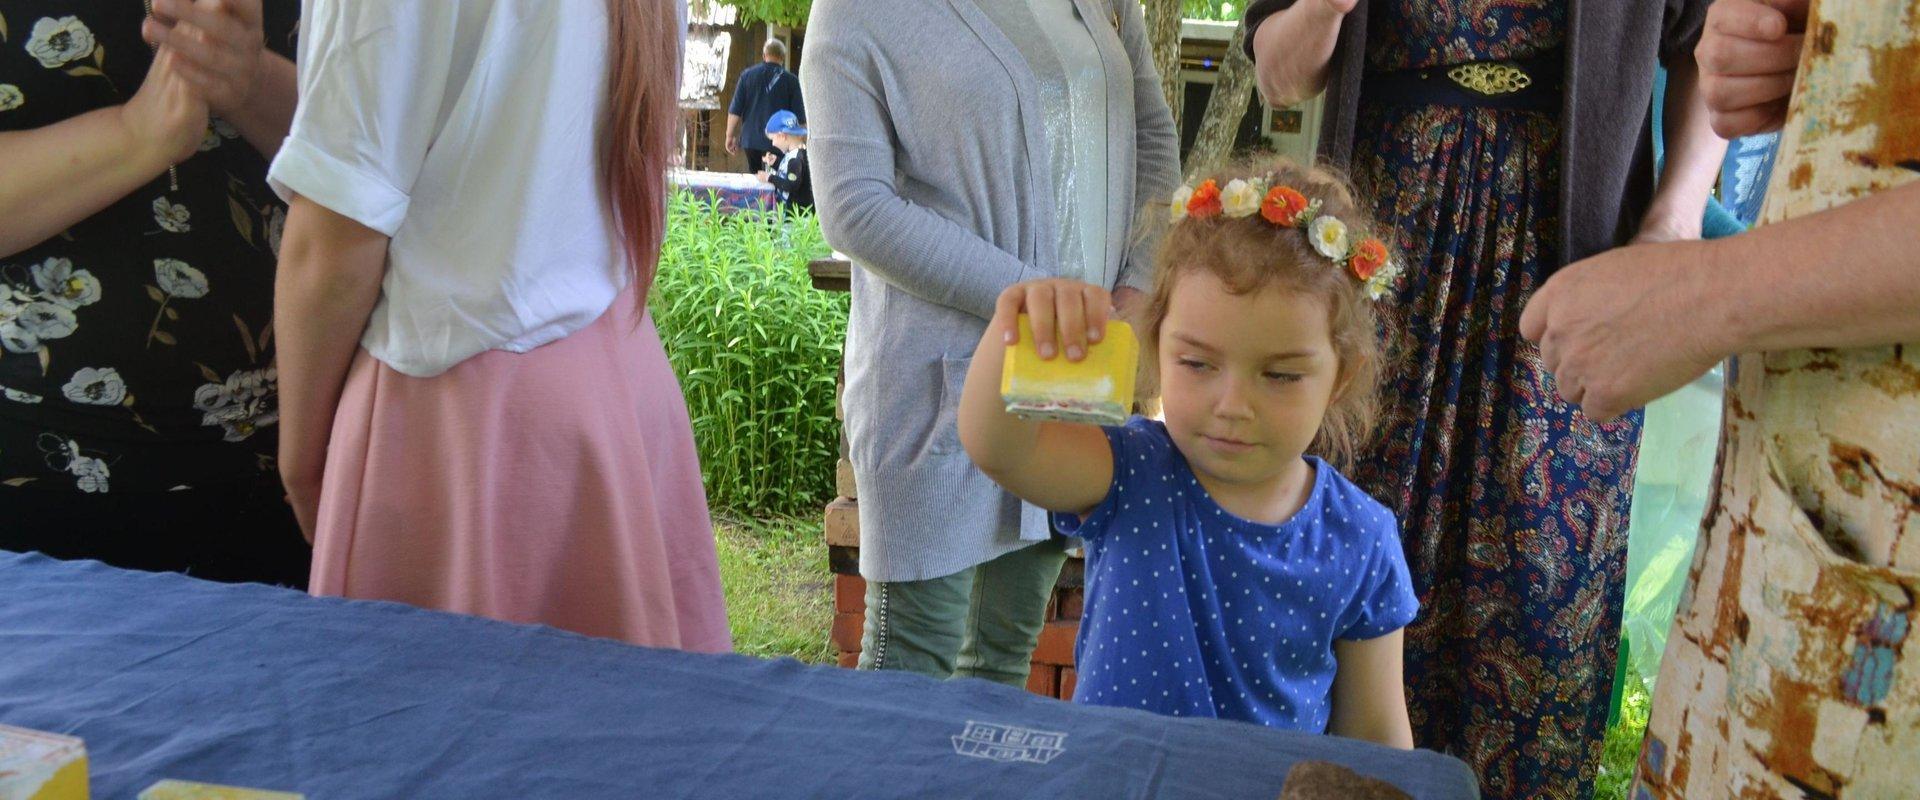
left=0, top=49, right=205, bottom=258
left=1522, top=182, right=1920, bottom=421
left=1245, top=0, right=1356, bottom=109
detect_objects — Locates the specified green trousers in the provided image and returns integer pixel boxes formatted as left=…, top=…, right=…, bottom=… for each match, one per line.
left=858, top=537, right=1068, bottom=687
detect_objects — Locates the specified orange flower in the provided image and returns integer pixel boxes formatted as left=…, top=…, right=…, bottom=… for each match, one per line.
left=1186, top=179, right=1223, bottom=218
left=1348, top=237, right=1389, bottom=281
left=1261, top=186, right=1310, bottom=226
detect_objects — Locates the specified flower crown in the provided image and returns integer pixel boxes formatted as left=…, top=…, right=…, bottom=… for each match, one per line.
left=1170, top=177, right=1402, bottom=300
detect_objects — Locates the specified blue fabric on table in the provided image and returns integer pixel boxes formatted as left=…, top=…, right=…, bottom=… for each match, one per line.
left=0, top=552, right=1477, bottom=799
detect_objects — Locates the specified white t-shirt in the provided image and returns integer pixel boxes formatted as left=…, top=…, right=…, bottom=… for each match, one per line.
left=270, top=0, right=655, bottom=378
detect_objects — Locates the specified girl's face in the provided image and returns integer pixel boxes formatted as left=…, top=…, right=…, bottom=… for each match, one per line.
left=1156, top=269, right=1345, bottom=503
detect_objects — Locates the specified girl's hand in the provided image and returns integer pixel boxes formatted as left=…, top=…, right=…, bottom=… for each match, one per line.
left=141, top=0, right=267, bottom=119
left=993, top=279, right=1111, bottom=363
left=120, top=47, right=209, bottom=171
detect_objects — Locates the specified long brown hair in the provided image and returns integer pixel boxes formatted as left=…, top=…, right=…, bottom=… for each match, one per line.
left=603, top=0, right=680, bottom=304
left=1137, top=157, right=1398, bottom=471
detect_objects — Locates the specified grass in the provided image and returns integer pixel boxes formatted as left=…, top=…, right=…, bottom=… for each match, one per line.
left=715, top=515, right=836, bottom=664
left=1594, top=668, right=1652, bottom=800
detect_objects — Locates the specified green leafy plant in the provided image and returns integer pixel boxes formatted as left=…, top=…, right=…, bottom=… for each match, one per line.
left=651, top=192, right=845, bottom=517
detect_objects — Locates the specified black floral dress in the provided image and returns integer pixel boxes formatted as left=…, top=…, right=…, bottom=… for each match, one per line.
left=0, top=1, right=307, bottom=586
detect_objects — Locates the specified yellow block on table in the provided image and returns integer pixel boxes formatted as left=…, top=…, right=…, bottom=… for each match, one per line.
left=1001, top=315, right=1137, bottom=426
left=137, top=781, right=303, bottom=800
left=0, top=724, right=88, bottom=800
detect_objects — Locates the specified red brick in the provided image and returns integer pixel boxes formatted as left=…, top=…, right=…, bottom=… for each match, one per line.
left=1030, top=620, right=1078, bottom=666
left=834, top=574, right=866, bottom=615
left=831, top=611, right=865, bottom=653
left=1058, top=667, right=1077, bottom=699
left=1057, top=587, right=1084, bottom=620
left=837, top=651, right=860, bottom=669
left=1026, top=664, right=1058, bottom=697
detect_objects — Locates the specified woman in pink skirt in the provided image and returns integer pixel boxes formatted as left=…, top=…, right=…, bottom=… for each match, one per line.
left=264, top=0, right=729, bottom=651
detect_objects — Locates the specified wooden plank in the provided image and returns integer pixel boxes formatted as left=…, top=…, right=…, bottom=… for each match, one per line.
left=808, top=257, right=852, bottom=293
left=836, top=457, right=857, bottom=499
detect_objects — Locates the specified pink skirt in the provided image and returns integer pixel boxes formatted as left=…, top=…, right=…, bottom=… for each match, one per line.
left=311, top=291, right=730, bottom=652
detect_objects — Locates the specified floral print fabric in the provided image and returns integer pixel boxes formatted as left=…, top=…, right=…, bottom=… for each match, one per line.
left=1346, top=3, right=1642, bottom=798
left=0, top=1, right=299, bottom=493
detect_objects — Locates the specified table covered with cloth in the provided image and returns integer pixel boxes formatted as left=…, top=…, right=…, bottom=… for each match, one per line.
left=671, top=168, right=776, bottom=212
left=0, top=553, right=1478, bottom=799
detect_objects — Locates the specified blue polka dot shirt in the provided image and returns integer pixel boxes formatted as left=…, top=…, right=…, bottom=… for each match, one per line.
left=1052, top=418, right=1418, bottom=732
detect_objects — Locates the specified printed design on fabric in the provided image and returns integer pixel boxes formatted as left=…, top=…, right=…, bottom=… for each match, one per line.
left=1843, top=602, right=1910, bottom=707
left=36, top=433, right=110, bottom=493
left=1, top=257, right=101, bottom=359
left=950, top=721, right=1067, bottom=765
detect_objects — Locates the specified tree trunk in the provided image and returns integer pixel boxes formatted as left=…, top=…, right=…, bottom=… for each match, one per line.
left=1187, top=18, right=1255, bottom=175
left=1143, top=0, right=1184, bottom=125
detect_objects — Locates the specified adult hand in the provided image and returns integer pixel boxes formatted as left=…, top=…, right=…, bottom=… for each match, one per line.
left=1519, top=240, right=1724, bottom=422
left=994, top=279, right=1112, bottom=363
left=141, top=0, right=267, bottom=119
left=724, top=135, right=739, bottom=156
left=1696, top=0, right=1808, bottom=138
left=120, top=46, right=209, bottom=171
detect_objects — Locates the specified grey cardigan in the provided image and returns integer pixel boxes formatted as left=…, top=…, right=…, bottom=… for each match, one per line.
left=802, top=0, right=1181, bottom=582
left=1242, top=0, right=1711, bottom=266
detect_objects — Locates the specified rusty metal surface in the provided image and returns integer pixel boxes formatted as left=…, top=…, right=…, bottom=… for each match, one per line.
left=1635, top=1, right=1920, bottom=797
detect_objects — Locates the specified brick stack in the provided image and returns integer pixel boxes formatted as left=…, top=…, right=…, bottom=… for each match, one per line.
left=811, top=256, right=1084, bottom=699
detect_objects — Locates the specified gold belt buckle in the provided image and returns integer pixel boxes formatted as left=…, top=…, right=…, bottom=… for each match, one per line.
left=1447, top=62, right=1532, bottom=96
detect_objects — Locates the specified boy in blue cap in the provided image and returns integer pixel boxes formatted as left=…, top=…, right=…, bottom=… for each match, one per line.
left=757, top=110, right=812, bottom=214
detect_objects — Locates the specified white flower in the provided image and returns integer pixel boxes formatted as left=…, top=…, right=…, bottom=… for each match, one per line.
left=1309, top=216, right=1350, bottom=261
left=154, top=259, right=209, bottom=299
left=1220, top=179, right=1263, bottom=219
left=31, top=258, right=101, bottom=309
left=2, top=302, right=78, bottom=352
left=3, top=387, right=42, bottom=404
left=1169, top=185, right=1194, bottom=222
left=195, top=367, right=278, bottom=441
left=70, top=454, right=110, bottom=493
left=25, top=17, right=96, bottom=69
left=61, top=367, right=127, bottom=406
left=266, top=206, right=286, bottom=256
left=0, top=85, right=23, bottom=112
left=153, top=197, right=192, bottom=233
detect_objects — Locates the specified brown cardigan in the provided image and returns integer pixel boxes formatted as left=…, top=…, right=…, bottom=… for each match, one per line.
left=1242, top=0, right=1710, bottom=266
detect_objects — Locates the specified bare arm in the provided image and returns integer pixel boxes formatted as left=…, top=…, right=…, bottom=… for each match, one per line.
left=1638, top=57, right=1728, bottom=242
left=1522, top=181, right=1920, bottom=421
left=958, top=281, right=1118, bottom=515
left=1327, top=631, right=1414, bottom=748
left=274, top=195, right=390, bottom=539
left=0, top=50, right=204, bottom=258
left=1248, top=0, right=1356, bottom=109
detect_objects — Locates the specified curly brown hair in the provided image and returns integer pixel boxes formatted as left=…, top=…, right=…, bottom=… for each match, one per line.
left=1135, top=157, right=1398, bottom=471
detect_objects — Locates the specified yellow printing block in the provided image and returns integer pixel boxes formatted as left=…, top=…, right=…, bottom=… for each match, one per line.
left=1001, top=315, right=1137, bottom=426
left=0, top=724, right=88, bottom=800
left=137, top=781, right=303, bottom=800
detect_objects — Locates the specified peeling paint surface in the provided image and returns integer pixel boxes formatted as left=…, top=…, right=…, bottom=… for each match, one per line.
left=1635, top=2, right=1920, bottom=797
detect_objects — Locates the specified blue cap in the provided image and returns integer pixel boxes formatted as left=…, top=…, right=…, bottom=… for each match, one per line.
left=765, top=110, right=807, bottom=137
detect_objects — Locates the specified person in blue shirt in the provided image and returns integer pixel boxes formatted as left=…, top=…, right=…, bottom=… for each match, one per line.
left=725, top=38, right=803, bottom=173
left=958, top=158, right=1418, bottom=747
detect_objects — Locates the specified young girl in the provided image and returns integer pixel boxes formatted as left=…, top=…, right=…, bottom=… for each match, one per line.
left=958, top=159, right=1416, bottom=747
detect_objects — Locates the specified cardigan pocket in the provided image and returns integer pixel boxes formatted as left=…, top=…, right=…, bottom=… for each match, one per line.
left=927, top=354, right=973, bottom=456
